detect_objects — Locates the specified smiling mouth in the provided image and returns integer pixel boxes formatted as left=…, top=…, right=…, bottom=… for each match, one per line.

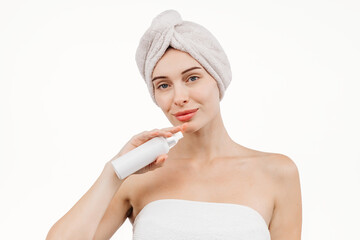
left=175, top=109, right=198, bottom=122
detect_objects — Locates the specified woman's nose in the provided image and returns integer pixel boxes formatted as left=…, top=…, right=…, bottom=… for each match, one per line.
left=173, top=84, right=189, bottom=106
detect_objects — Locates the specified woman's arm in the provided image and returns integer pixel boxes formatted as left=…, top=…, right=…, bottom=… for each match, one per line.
left=269, top=154, right=302, bottom=240
left=46, top=162, right=126, bottom=240
left=46, top=125, right=184, bottom=240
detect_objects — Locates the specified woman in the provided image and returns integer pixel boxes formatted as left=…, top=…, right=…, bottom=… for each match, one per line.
left=47, top=10, right=302, bottom=240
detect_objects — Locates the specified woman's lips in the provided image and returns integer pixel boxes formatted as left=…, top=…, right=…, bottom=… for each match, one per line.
left=175, top=110, right=198, bottom=121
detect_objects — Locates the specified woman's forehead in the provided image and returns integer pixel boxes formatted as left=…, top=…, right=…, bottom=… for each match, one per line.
left=153, top=49, right=203, bottom=76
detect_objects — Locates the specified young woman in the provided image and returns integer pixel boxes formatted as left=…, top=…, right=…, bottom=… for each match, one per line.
left=47, top=10, right=302, bottom=240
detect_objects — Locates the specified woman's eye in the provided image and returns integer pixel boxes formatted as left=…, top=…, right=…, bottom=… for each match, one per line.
left=158, top=83, right=168, bottom=89
left=157, top=77, right=198, bottom=89
left=188, top=76, right=199, bottom=82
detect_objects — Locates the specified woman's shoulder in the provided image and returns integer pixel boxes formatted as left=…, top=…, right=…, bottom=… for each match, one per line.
left=255, top=151, right=300, bottom=186
left=235, top=145, right=298, bottom=180
left=254, top=150, right=296, bottom=166
left=261, top=152, right=298, bottom=178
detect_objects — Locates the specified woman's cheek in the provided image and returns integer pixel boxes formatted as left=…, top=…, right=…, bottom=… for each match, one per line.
left=158, top=93, right=173, bottom=110
left=195, top=83, right=213, bottom=99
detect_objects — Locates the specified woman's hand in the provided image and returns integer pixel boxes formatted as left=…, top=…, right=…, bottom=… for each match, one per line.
left=109, top=123, right=187, bottom=176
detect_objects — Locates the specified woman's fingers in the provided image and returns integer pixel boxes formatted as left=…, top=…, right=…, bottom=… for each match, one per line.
left=117, top=124, right=185, bottom=175
left=127, top=124, right=187, bottom=159
left=134, top=129, right=169, bottom=144
left=163, top=123, right=187, bottom=133
left=154, top=123, right=187, bottom=137
left=155, top=154, right=168, bottom=164
left=150, top=124, right=185, bottom=138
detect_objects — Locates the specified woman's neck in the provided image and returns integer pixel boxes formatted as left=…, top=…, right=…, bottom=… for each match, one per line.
left=169, top=113, right=239, bottom=165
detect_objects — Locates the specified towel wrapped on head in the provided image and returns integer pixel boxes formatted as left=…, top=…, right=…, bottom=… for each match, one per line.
left=135, top=9, right=232, bottom=105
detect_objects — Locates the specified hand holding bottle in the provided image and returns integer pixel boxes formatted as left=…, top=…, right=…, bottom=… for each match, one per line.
left=109, top=123, right=187, bottom=179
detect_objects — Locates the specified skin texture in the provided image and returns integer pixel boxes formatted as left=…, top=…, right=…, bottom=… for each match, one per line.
left=92, top=48, right=302, bottom=240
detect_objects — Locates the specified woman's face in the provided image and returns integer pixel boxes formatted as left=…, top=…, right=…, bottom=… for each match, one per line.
left=152, top=48, right=220, bottom=130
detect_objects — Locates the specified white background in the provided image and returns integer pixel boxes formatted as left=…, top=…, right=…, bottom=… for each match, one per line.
left=1, top=0, right=359, bottom=239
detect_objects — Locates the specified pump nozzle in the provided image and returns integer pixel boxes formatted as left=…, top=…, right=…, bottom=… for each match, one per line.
left=166, top=131, right=183, bottom=149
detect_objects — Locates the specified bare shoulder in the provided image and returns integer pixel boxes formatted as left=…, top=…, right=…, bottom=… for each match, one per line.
left=261, top=153, right=300, bottom=179
left=235, top=146, right=301, bottom=192
left=260, top=152, right=302, bottom=239
left=239, top=146, right=299, bottom=177
left=256, top=152, right=301, bottom=190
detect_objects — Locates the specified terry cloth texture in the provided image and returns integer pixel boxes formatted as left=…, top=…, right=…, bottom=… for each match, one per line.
left=135, top=9, right=232, bottom=105
left=132, top=199, right=271, bottom=240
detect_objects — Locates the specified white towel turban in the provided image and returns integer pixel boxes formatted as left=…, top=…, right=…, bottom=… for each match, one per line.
left=135, top=9, right=232, bottom=105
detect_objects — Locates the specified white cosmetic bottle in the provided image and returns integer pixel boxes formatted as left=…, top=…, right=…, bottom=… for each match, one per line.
left=111, top=131, right=183, bottom=179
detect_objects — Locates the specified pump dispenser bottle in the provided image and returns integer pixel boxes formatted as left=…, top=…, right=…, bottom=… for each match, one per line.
left=111, top=131, right=183, bottom=179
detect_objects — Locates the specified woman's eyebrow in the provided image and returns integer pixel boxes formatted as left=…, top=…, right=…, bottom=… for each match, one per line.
left=181, top=66, right=202, bottom=75
left=152, top=66, right=202, bottom=82
left=152, top=76, right=166, bottom=82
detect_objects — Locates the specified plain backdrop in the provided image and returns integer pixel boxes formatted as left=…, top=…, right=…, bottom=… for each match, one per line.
left=1, top=0, right=359, bottom=239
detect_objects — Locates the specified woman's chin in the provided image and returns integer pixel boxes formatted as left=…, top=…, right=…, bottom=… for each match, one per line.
left=180, top=122, right=197, bottom=134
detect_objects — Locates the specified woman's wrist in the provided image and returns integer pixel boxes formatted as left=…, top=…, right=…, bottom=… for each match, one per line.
left=103, top=161, right=124, bottom=187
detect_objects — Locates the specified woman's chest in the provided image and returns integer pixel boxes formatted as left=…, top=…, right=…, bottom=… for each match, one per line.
left=127, top=157, right=275, bottom=227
